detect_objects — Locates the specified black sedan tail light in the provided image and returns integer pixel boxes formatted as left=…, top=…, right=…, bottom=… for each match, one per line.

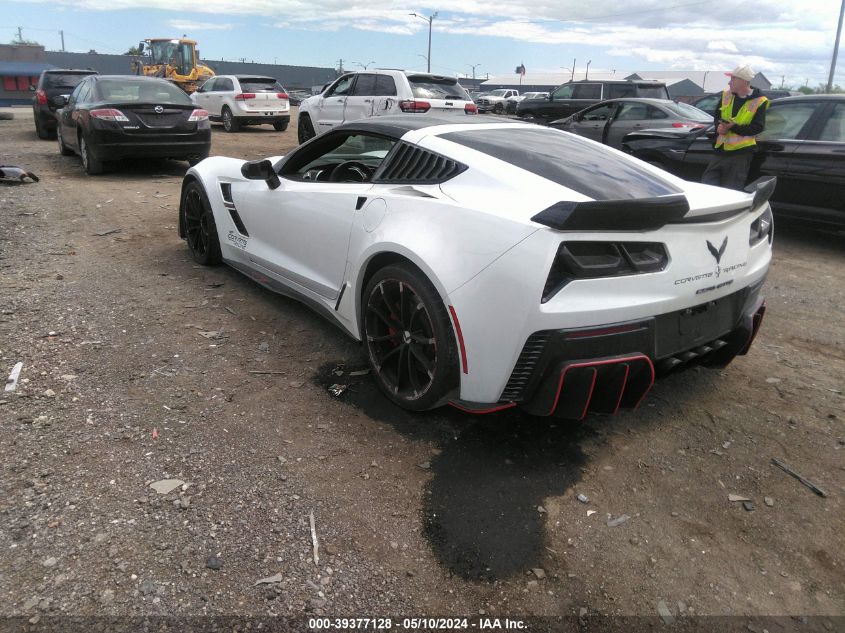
left=542, top=241, right=669, bottom=302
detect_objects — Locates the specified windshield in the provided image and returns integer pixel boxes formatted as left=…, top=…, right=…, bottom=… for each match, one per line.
left=149, top=40, right=194, bottom=76
left=491, top=90, right=509, bottom=97
left=408, top=76, right=469, bottom=100
left=240, top=78, right=284, bottom=92
left=94, top=79, right=193, bottom=105
left=43, top=73, right=94, bottom=90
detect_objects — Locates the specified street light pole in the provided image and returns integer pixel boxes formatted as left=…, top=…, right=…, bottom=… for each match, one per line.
left=827, top=0, right=845, bottom=93
left=585, top=60, right=592, bottom=80
left=469, top=63, right=481, bottom=80
left=410, top=11, right=438, bottom=73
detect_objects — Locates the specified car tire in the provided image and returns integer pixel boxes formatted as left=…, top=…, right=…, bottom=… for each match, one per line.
left=34, top=114, right=50, bottom=140
left=79, top=134, right=104, bottom=175
left=187, top=153, right=209, bottom=167
left=56, top=126, right=73, bottom=156
left=297, top=114, right=315, bottom=144
left=494, top=102, right=504, bottom=114
left=221, top=106, right=240, bottom=132
left=181, top=181, right=222, bottom=266
left=362, top=263, right=459, bottom=411
left=273, top=120, right=289, bottom=132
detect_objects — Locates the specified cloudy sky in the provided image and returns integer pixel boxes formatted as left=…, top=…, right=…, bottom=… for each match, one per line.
left=4, top=0, right=843, bottom=88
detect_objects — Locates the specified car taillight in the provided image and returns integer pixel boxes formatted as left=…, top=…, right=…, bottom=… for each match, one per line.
left=542, top=241, right=669, bottom=302
left=234, top=93, right=256, bottom=101
left=749, top=207, right=773, bottom=246
left=89, top=108, right=129, bottom=122
left=671, top=122, right=705, bottom=129
left=464, top=103, right=478, bottom=114
left=276, top=92, right=289, bottom=100
left=188, top=109, right=209, bottom=122
left=36, top=89, right=48, bottom=105
left=399, top=100, right=431, bottom=113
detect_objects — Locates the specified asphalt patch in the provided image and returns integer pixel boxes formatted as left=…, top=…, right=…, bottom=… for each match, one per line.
left=315, top=360, right=592, bottom=581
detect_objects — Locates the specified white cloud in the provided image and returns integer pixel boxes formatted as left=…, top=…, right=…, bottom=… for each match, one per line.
left=167, top=20, right=235, bottom=31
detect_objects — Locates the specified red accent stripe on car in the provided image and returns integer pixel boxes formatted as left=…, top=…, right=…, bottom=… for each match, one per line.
left=448, top=402, right=517, bottom=414
left=448, top=305, right=468, bottom=374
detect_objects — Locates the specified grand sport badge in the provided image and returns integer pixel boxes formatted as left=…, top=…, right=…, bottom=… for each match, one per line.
left=674, top=236, right=747, bottom=294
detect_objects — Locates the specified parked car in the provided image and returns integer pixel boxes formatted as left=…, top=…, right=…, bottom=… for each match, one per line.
left=178, top=115, right=770, bottom=417
left=191, top=75, right=290, bottom=132
left=551, top=98, right=712, bottom=149
left=287, top=90, right=311, bottom=106
left=475, top=89, right=520, bottom=114
left=517, top=79, right=670, bottom=124
left=32, top=68, right=98, bottom=139
left=506, top=91, right=549, bottom=114
left=56, top=75, right=211, bottom=175
left=622, top=95, right=845, bottom=229
left=297, top=70, right=476, bottom=143
left=691, top=88, right=796, bottom=115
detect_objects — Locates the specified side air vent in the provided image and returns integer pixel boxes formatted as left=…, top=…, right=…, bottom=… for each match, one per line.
left=500, top=331, right=551, bottom=402
left=375, top=143, right=467, bottom=184
left=220, top=182, right=249, bottom=236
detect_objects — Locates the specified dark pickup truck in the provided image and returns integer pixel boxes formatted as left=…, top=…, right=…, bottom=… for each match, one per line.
left=516, top=79, right=670, bottom=124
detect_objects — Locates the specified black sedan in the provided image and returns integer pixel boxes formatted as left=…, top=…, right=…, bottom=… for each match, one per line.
left=55, top=75, right=211, bottom=175
left=622, top=95, right=845, bottom=230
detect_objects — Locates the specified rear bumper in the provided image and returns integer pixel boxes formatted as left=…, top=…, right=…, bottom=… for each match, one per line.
left=234, top=113, right=290, bottom=125
left=89, top=128, right=211, bottom=160
left=452, top=282, right=766, bottom=419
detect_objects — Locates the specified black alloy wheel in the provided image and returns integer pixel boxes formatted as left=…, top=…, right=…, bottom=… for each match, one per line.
left=363, top=264, right=458, bottom=411
left=297, top=114, right=315, bottom=144
left=222, top=106, right=240, bottom=132
left=181, top=181, right=222, bottom=265
left=273, top=120, right=289, bottom=132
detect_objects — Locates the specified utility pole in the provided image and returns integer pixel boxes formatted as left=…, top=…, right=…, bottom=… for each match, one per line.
left=60, top=30, right=65, bottom=52
left=585, top=60, right=592, bottom=80
left=16, top=27, right=23, bottom=43
left=571, top=58, right=576, bottom=81
left=469, top=63, right=481, bottom=80
left=827, top=0, right=845, bottom=93
left=337, top=59, right=345, bottom=75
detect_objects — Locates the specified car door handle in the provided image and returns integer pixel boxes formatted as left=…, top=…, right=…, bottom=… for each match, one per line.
left=364, top=99, right=372, bottom=103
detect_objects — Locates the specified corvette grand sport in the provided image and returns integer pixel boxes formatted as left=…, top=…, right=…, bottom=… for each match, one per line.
left=178, top=116, right=772, bottom=418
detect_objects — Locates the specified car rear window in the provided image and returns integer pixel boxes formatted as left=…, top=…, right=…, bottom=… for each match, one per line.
left=408, top=76, right=468, bottom=100
left=239, top=78, right=284, bottom=92
left=95, top=80, right=193, bottom=105
left=42, top=73, right=95, bottom=90
left=440, top=127, right=681, bottom=200
left=665, top=101, right=713, bottom=122
left=636, top=85, right=670, bottom=99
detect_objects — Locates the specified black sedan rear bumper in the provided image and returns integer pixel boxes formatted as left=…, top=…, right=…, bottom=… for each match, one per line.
left=88, top=128, right=211, bottom=161
left=452, top=281, right=766, bottom=419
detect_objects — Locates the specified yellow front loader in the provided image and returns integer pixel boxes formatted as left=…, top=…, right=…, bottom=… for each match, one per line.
left=132, top=38, right=215, bottom=94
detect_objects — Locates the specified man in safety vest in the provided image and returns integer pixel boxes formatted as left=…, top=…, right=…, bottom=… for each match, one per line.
left=701, top=64, right=769, bottom=190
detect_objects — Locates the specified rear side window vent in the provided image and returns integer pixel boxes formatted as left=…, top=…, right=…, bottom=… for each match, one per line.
left=375, top=142, right=467, bottom=184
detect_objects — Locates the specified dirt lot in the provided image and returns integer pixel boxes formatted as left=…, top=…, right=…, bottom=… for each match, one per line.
left=0, top=108, right=843, bottom=631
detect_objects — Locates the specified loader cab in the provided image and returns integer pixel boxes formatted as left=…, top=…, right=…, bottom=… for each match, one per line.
left=143, top=39, right=197, bottom=77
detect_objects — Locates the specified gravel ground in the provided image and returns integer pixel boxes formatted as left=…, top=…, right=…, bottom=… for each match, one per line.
left=0, top=107, right=843, bottom=632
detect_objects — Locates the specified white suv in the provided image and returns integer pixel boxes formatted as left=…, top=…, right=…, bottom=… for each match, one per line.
left=297, top=70, right=477, bottom=143
left=191, top=75, right=291, bottom=133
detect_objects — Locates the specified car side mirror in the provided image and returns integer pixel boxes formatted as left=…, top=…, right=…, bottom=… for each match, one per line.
left=241, top=159, right=281, bottom=190
left=29, top=85, right=36, bottom=92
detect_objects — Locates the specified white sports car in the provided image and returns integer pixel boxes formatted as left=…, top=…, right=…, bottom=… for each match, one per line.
left=178, top=116, right=772, bottom=418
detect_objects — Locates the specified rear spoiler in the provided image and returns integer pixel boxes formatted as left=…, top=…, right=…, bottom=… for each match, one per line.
left=532, top=177, right=777, bottom=232
left=530, top=194, right=690, bottom=232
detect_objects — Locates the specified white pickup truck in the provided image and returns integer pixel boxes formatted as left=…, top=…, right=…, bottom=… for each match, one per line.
left=474, top=89, right=519, bottom=114
left=297, top=69, right=476, bottom=143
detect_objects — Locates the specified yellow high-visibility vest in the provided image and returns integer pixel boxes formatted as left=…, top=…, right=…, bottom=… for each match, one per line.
left=715, top=90, right=769, bottom=151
